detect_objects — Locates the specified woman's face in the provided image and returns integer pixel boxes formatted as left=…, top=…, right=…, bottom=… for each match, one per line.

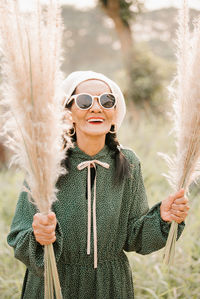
left=70, top=79, right=117, bottom=137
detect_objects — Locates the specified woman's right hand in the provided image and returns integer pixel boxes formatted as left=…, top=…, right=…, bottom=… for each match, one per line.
left=32, top=212, right=57, bottom=246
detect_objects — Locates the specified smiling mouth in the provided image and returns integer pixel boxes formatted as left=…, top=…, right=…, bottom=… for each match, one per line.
left=87, top=118, right=104, bottom=124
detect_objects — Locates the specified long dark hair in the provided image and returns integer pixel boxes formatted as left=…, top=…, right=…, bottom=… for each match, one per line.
left=63, top=92, right=131, bottom=185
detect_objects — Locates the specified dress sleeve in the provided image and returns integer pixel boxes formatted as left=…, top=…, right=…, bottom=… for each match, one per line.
left=7, top=181, right=63, bottom=277
left=123, top=160, right=185, bottom=254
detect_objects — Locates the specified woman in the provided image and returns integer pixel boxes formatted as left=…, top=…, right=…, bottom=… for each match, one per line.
left=7, top=71, right=189, bottom=298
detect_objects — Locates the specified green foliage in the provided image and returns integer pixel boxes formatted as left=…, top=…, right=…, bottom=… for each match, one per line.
left=99, top=0, right=143, bottom=26
left=124, top=44, right=174, bottom=108
left=119, top=0, right=133, bottom=26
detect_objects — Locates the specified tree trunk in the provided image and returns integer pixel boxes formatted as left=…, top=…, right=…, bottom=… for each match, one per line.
left=100, top=0, right=134, bottom=74
left=0, top=141, right=7, bottom=167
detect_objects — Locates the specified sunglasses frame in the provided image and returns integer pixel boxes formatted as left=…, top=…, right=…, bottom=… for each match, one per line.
left=65, top=93, right=117, bottom=110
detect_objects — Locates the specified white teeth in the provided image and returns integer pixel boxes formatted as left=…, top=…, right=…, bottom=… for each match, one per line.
left=88, top=119, right=104, bottom=122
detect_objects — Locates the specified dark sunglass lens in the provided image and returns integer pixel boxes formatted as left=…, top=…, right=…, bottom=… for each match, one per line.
left=76, top=94, right=92, bottom=109
left=100, top=94, right=115, bottom=108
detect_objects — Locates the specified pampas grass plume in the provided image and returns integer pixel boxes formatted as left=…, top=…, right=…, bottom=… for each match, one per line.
left=159, top=0, right=200, bottom=265
left=0, top=1, right=72, bottom=297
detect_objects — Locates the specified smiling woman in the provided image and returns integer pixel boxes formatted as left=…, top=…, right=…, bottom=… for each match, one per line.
left=66, top=79, right=116, bottom=154
left=62, top=72, right=130, bottom=184
left=7, top=70, right=189, bottom=299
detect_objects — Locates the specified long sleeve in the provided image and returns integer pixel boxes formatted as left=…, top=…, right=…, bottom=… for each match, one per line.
left=123, top=160, right=185, bottom=254
left=7, top=181, right=63, bottom=277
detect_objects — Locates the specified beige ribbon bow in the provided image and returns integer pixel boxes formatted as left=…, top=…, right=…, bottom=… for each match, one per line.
left=77, top=160, right=110, bottom=268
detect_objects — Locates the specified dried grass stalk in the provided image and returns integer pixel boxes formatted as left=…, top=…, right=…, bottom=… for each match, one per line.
left=159, top=0, right=200, bottom=265
left=0, top=0, right=72, bottom=297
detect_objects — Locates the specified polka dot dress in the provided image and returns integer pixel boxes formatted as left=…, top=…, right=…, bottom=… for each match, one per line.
left=7, top=144, right=185, bottom=298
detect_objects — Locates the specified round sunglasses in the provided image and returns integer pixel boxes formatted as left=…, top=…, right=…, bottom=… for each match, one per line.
left=65, top=93, right=117, bottom=110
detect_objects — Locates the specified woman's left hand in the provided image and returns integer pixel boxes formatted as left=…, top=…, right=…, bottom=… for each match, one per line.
left=160, top=188, right=190, bottom=223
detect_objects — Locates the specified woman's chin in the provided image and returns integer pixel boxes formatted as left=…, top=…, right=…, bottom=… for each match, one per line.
left=80, top=127, right=110, bottom=137
left=87, top=131, right=108, bottom=137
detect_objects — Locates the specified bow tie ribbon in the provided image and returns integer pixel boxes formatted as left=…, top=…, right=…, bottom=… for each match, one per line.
left=77, top=159, right=109, bottom=268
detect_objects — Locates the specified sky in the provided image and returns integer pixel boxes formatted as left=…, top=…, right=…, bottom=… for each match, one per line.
left=18, top=0, right=200, bottom=11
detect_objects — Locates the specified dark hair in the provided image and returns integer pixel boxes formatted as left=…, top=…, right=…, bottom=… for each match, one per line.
left=105, top=130, right=131, bottom=184
left=62, top=91, right=131, bottom=185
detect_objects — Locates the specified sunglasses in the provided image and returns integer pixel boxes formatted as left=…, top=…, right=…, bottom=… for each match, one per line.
left=65, top=93, right=117, bottom=110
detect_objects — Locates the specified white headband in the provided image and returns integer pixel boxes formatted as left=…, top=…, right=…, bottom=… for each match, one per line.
left=61, top=70, right=126, bottom=131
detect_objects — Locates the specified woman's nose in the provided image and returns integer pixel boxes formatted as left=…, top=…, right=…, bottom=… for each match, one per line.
left=90, top=97, right=102, bottom=112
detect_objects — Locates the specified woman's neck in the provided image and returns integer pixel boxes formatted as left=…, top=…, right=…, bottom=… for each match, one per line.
left=76, top=132, right=106, bottom=157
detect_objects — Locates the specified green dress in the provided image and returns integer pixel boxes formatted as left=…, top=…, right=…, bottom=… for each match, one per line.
left=7, top=144, right=185, bottom=299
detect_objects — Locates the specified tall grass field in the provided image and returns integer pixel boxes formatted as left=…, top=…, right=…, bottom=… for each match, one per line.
left=1, top=113, right=200, bottom=298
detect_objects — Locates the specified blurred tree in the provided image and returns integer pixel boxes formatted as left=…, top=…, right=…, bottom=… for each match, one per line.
left=127, top=43, right=170, bottom=109
left=99, top=0, right=142, bottom=70
left=99, top=0, right=165, bottom=108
